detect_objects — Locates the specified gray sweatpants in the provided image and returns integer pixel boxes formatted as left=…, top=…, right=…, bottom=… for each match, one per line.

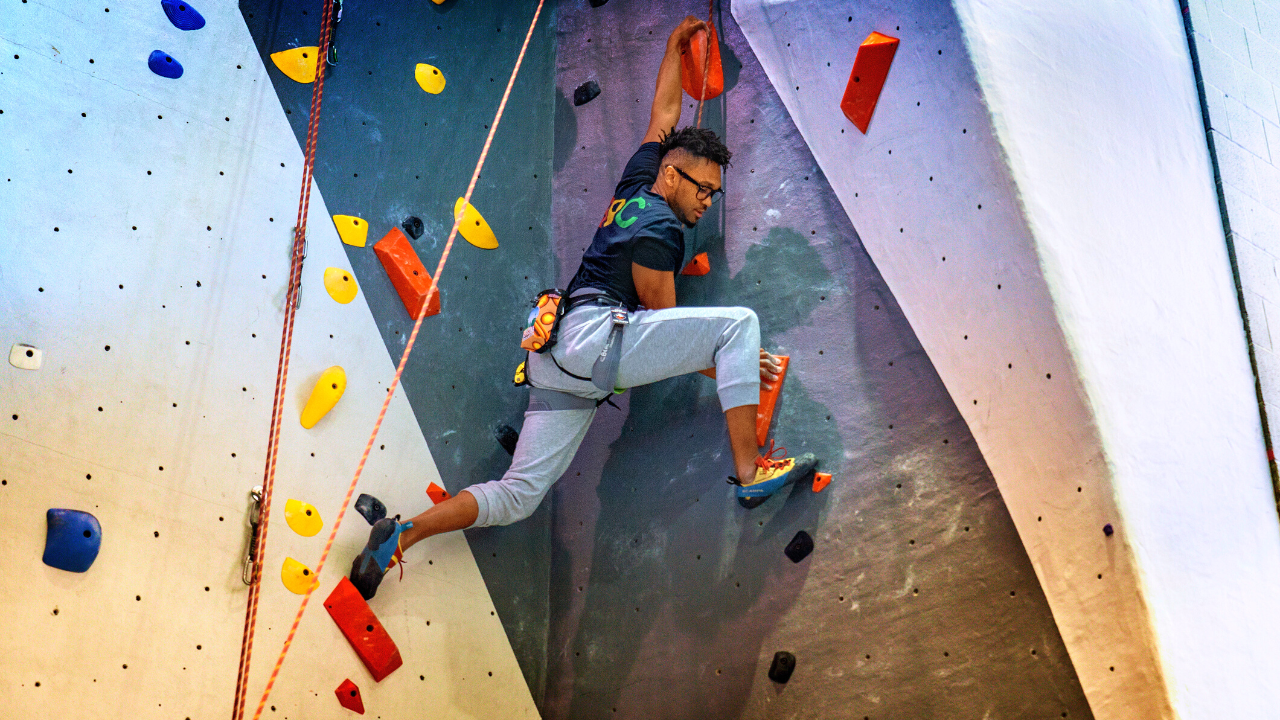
left=462, top=304, right=761, bottom=528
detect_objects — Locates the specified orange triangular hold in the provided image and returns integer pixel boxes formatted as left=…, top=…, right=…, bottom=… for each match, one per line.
left=681, top=252, right=711, bottom=276
left=681, top=22, right=724, bottom=101
left=812, top=472, right=832, bottom=493
left=840, top=31, right=899, bottom=134
left=426, top=482, right=451, bottom=504
left=372, top=227, right=441, bottom=320
left=756, top=355, right=789, bottom=447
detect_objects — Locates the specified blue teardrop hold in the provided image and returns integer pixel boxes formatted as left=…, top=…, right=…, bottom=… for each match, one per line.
left=148, top=50, right=184, bottom=79
left=161, top=0, right=206, bottom=31
left=43, top=509, right=102, bottom=573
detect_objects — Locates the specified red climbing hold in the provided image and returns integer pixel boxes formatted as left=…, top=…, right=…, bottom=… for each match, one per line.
left=681, top=22, right=723, bottom=101
left=840, top=31, right=899, bottom=134
left=426, top=482, right=451, bottom=504
left=335, top=678, right=365, bottom=714
left=373, top=226, right=441, bottom=320
left=757, top=355, right=789, bottom=447
left=324, top=577, right=404, bottom=682
left=681, top=252, right=711, bottom=276
left=812, top=472, right=832, bottom=493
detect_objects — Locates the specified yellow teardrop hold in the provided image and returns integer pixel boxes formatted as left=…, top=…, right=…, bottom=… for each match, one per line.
left=333, top=215, right=368, bottom=247
left=453, top=197, right=498, bottom=249
left=270, top=46, right=320, bottom=84
left=281, top=557, right=318, bottom=595
left=301, top=366, right=346, bottom=429
left=324, top=267, right=358, bottom=304
left=415, top=63, right=446, bottom=94
left=285, top=498, right=323, bottom=537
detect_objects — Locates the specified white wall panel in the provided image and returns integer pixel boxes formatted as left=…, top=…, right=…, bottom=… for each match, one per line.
left=0, top=2, right=538, bottom=717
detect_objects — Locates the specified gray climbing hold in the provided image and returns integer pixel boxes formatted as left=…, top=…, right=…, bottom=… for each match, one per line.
left=784, top=530, right=813, bottom=563
left=768, top=651, right=796, bottom=683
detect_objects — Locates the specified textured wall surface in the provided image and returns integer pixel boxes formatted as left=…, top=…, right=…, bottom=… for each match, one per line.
left=0, top=1, right=538, bottom=717
left=238, top=0, right=559, bottom=701
left=545, top=2, right=1090, bottom=719
left=1186, top=0, right=1280, bottom=462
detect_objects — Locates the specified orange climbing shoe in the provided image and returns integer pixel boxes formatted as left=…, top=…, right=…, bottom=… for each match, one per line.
left=730, top=442, right=819, bottom=508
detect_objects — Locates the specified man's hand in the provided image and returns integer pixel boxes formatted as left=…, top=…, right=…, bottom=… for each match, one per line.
left=668, top=16, right=707, bottom=48
left=643, top=17, right=709, bottom=145
left=760, top=350, right=781, bottom=391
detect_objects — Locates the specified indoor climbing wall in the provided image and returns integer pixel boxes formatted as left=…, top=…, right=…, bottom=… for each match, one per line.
left=736, top=0, right=1280, bottom=717
left=0, top=1, right=538, bottom=718
left=237, top=0, right=561, bottom=701
left=545, top=2, right=1091, bottom=719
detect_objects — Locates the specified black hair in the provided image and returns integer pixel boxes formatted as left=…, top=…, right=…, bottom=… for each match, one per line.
left=657, top=126, right=732, bottom=167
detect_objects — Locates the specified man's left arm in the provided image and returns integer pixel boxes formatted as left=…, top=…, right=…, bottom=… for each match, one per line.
left=642, top=16, right=706, bottom=145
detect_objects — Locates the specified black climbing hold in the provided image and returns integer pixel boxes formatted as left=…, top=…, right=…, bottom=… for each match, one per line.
left=1103, top=523, right=1114, bottom=537
left=768, top=651, right=796, bottom=684
left=784, top=531, right=813, bottom=563
left=495, top=424, right=519, bottom=456
left=355, top=494, right=387, bottom=525
left=161, top=0, right=206, bottom=31
left=588, top=0, right=608, bottom=7
left=573, top=80, right=601, bottom=106
left=43, top=509, right=102, bottom=573
left=738, top=496, right=767, bottom=509
left=148, top=50, right=184, bottom=79
left=401, top=215, right=424, bottom=240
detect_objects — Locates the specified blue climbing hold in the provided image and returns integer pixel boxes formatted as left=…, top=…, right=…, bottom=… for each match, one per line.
left=42, top=509, right=102, bottom=573
left=148, top=50, right=184, bottom=79
left=161, top=0, right=205, bottom=31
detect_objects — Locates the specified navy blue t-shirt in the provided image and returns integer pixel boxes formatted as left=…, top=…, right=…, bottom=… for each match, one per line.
left=566, top=143, right=685, bottom=310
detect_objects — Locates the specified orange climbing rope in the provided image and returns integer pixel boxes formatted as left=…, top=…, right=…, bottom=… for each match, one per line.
left=695, top=0, right=716, bottom=129
left=235, top=2, right=547, bottom=718
left=229, top=0, right=338, bottom=717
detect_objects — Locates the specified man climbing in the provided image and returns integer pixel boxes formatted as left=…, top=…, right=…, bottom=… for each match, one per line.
left=351, top=16, right=818, bottom=599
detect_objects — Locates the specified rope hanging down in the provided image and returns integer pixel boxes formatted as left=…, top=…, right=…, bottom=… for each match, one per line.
left=238, top=2, right=547, bottom=719
left=230, top=0, right=338, bottom=717
left=695, top=0, right=716, bottom=129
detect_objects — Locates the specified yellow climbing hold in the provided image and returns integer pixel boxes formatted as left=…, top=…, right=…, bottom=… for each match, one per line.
left=415, top=63, right=446, bottom=94
left=281, top=557, right=317, bottom=595
left=324, top=267, right=358, bottom=305
left=270, top=46, right=320, bottom=84
left=284, top=498, right=323, bottom=537
left=454, top=197, right=498, bottom=249
left=301, top=366, right=346, bottom=429
left=333, top=215, right=368, bottom=247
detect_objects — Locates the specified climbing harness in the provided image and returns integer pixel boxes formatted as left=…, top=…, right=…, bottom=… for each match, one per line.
left=233, top=1, right=547, bottom=718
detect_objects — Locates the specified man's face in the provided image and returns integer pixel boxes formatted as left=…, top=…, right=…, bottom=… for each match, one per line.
left=665, top=158, right=722, bottom=227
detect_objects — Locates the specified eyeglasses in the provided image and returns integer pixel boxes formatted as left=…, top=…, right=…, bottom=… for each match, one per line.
left=668, top=165, right=723, bottom=203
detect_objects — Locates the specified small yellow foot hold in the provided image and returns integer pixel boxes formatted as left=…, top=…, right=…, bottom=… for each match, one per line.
left=454, top=198, right=498, bottom=249
left=285, top=498, right=324, bottom=537
left=301, top=366, right=347, bottom=429
left=415, top=63, right=446, bottom=94
left=323, top=267, right=359, bottom=304
left=333, top=215, right=368, bottom=247
left=281, top=557, right=318, bottom=594
left=270, top=46, right=319, bottom=84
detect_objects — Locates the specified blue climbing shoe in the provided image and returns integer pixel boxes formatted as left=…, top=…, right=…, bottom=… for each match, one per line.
left=349, top=516, right=411, bottom=600
left=731, top=444, right=819, bottom=509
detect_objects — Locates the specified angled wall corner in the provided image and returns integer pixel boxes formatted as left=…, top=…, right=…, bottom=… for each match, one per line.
left=736, top=0, right=1280, bottom=717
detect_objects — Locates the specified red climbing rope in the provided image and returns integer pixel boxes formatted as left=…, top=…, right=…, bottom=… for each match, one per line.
left=230, top=1, right=337, bottom=719
left=241, top=2, right=547, bottom=718
left=695, top=0, right=715, bottom=129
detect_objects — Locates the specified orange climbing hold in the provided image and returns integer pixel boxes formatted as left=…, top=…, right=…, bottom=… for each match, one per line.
left=840, top=31, right=899, bottom=134
left=681, top=21, right=723, bottom=101
left=324, top=577, right=404, bottom=682
left=373, top=227, right=441, bottom=320
left=681, top=252, right=711, bottom=276
left=426, top=482, right=451, bottom=504
left=812, top=472, right=832, bottom=493
left=335, top=679, right=364, bottom=715
left=757, top=355, right=789, bottom=447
